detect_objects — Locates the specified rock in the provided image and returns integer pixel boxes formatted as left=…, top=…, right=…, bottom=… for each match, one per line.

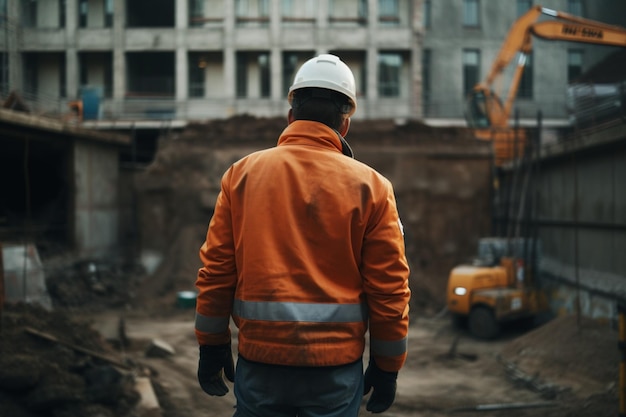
left=145, top=339, right=175, bottom=358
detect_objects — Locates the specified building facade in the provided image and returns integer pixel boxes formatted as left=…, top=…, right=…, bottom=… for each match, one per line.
left=0, top=0, right=624, bottom=124
left=0, top=0, right=423, bottom=122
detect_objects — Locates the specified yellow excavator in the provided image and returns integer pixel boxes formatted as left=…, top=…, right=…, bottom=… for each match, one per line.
left=448, top=6, right=626, bottom=339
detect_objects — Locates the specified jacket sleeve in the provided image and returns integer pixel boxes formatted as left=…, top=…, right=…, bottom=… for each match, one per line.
left=361, top=180, right=411, bottom=372
left=195, top=169, right=237, bottom=346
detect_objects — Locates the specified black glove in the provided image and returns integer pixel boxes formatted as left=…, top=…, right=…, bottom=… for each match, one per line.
left=198, top=343, right=235, bottom=396
left=363, top=357, right=398, bottom=413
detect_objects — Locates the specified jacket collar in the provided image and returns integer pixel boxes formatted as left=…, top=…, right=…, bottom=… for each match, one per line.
left=277, top=120, right=348, bottom=156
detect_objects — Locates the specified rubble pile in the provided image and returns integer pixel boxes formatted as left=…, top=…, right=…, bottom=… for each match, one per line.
left=0, top=303, right=141, bottom=417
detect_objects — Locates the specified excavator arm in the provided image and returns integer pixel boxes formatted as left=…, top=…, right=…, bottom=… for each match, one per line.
left=467, top=5, right=626, bottom=131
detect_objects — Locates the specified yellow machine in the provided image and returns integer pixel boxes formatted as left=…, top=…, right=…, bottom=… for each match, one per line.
left=465, top=5, right=626, bottom=166
left=447, top=238, right=548, bottom=339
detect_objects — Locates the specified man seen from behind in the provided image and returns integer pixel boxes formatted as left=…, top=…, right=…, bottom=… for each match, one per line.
left=195, top=54, right=411, bottom=416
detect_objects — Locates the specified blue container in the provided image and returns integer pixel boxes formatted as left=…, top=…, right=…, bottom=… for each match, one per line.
left=80, top=86, right=103, bottom=120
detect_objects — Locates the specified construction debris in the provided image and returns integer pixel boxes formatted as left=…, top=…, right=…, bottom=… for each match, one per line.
left=449, top=400, right=558, bottom=413
left=145, top=339, right=176, bottom=358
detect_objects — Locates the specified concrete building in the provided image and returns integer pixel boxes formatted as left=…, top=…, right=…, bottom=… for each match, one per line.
left=0, top=0, right=423, bottom=123
left=1, top=0, right=625, bottom=128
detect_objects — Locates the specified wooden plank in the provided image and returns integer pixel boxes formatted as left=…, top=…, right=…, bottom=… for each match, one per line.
left=24, top=326, right=131, bottom=370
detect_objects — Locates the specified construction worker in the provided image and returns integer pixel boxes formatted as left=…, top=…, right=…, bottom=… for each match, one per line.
left=195, top=54, right=411, bottom=416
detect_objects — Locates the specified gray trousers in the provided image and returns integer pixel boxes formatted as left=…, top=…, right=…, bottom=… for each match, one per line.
left=233, top=356, right=364, bottom=417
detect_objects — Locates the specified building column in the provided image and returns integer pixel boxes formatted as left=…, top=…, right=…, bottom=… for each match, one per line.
left=411, top=0, right=424, bottom=120
left=367, top=47, right=378, bottom=104
left=365, top=0, right=378, bottom=118
left=223, top=0, right=236, bottom=114
left=6, top=0, right=22, bottom=92
left=270, top=0, right=282, bottom=105
left=112, top=0, right=125, bottom=110
left=368, top=0, right=378, bottom=30
left=65, top=0, right=79, bottom=99
left=175, top=0, right=189, bottom=104
left=315, top=0, right=328, bottom=50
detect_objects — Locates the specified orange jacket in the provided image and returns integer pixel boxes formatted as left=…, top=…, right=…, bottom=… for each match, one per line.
left=195, top=120, right=411, bottom=372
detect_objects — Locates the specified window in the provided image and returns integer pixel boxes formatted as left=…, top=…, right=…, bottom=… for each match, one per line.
left=189, top=0, right=204, bottom=27
left=518, top=53, right=533, bottom=98
left=23, top=55, right=38, bottom=95
left=282, top=0, right=315, bottom=21
left=568, top=49, right=583, bottom=82
left=236, top=0, right=269, bottom=26
left=105, top=0, right=113, bottom=27
left=79, top=53, right=113, bottom=98
left=79, top=57, right=88, bottom=87
left=259, top=54, right=270, bottom=98
left=126, top=53, right=175, bottom=96
left=127, top=0, right=175, bottom=28
left=283, top=53, right=298, bottom=95
left=0, top=53, right=8, bottom=93
left=236, top=52, right=271, bottom=98
left=423, top=0, right=431, bottom=28
left=79, top=0, right=87, bottom=27
left=329, top=0, right=367, bottom=25
left=463, top=0, right=479, bottom=27
left=463, top=49, right=480, bottom=95
left=282, top=52, right=314, bottom=95
left=104, top=62, right=113, bottom=98
left=189, top=53, right=207, bottom=97
left=59, top=56, right=66, bottom=98
left=236, top=54, right=247, bottom=97
left=516, top=0, right=532, bottom=17
left=567, top=0, right=582, bottom=16
left=379, top=0, right=399, bottom=26
left=422, top=49, right=431, bottom=116
left=22, top=0, right=37, bottom=27
left=59, top=0, right=66, bottom=27
left=378, top=53, right=402, bottom=97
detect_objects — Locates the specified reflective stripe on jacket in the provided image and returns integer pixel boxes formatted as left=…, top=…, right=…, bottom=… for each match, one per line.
left=195, top=120, right=411, bottom=371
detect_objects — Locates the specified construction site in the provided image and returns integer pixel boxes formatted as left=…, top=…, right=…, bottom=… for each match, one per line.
left=1, top=1, right=626, bottom=416
left=1, top=104, right=624, bottom=416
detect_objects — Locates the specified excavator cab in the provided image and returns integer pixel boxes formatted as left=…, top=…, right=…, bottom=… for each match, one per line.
left=465, top=86, right=525, bottom=166
left=465, top=89, right=491, bottom=128
left=465, top=86, right=506, bottom=129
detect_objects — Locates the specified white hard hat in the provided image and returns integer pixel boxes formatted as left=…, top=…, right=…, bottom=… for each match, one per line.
left=288, top=54, right=357, bottom=116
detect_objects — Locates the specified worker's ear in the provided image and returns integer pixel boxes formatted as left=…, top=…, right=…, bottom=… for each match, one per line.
left=287, top=109, right=295, bottom=125
left=339, top=117, right=350, bottom=137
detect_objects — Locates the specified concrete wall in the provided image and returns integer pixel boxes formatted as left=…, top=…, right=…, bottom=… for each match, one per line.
left=73, top=141, right=120, bottom=258
left=527, top=125, right=626, bottom=320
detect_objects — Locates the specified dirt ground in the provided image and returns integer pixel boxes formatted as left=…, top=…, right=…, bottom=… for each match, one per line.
left=0, top=298, right=619, bottom=417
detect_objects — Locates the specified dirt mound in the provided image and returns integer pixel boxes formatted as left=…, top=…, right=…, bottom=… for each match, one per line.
left=501, top=316, right=620, bottom=396
left=493, top=315, right=619, bottom=417
left=133, top=115, right=491, bottom=314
